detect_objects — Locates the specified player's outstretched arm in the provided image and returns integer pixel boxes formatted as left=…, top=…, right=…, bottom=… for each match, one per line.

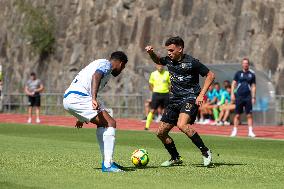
left=145, top=46, right=161, bottom=64
left=196, top=71, right=215, bottom=106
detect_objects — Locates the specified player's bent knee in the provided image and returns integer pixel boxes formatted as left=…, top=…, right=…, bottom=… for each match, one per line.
left=235, top=114, right=240, bottom=118
left=177, top=124, right=195, bottom=136
left=246, top=114, right=252, bottom=118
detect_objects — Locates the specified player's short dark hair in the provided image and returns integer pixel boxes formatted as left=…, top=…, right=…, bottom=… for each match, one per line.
left=110, top=51, right=128, bottom=64
left=30, top=72, right=36, bottom=76
left=165, top=36, right=184, bottom=48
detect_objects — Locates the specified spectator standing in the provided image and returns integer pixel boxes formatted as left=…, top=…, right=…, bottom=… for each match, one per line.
left=24, top=72, right=44, bottom=123
left=230, top=58, right=256, bottom=137
left=0, top=79, right=2, bottom=97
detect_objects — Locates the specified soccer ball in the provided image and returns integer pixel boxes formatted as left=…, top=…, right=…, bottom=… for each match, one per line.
left=131, top=149, right=149, bottom=168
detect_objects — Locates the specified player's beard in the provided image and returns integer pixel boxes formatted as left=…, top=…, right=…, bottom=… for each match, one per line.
left=111, top=70, right=121, bottom=77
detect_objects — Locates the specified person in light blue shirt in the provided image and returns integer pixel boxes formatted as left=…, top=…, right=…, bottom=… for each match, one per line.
left=215, top=85, right=236, bottom=126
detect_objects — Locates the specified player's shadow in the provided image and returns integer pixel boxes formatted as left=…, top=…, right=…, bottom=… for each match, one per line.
left=93, top=165, right=160, bottom=172
left=93, top=167, right=136, bottom=172
left=192, top=162, right=246, bottom=168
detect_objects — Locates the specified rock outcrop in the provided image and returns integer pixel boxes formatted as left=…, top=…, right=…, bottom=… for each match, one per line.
left=0, top=0, right=283, bottom=94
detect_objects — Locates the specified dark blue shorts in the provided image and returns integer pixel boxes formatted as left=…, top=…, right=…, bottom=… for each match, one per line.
left=235, top=97, right=252, bottom=114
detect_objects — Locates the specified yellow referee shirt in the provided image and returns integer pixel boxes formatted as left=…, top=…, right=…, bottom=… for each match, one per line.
left=149, top=70, right=170, bottom=93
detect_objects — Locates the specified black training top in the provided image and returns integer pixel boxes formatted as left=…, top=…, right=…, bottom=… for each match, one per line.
left=233, top=70, right=256, bottom=98
left=160, top=54, right=209, bottom=105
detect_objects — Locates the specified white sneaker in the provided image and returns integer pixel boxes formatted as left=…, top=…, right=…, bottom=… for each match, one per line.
left=248, top=131, right=256, bottom=138
left=201, top=119, right=210, bottom=125
left=230, top=128, right=237, bottom=137
left=217, top=121, right=224, bottom=126
left=27, top=118, right=32, bottom=123
left=202, top=149, right=212, bottom=166
left=36, top=118, right=41, bottom=123
left=210, top=121, right=218, bottom=126
left=223, top=121, right=230, bottom=126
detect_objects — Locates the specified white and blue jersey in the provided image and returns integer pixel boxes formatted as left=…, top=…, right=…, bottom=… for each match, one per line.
left=64, top=59, right=112, bottom=97
left=63, top=59, right=112, bottom=122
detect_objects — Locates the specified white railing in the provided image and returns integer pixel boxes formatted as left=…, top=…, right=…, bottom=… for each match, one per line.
left=1, top=93, right=144, bottom=118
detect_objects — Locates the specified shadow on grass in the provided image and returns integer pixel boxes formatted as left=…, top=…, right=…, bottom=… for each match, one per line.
left=192, top=162, right=246, bottom=168
left=93, top=165, right=162, bottom=172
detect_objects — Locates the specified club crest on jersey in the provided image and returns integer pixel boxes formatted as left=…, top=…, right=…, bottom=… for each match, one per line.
left=181, top=63, right=186, bottom=69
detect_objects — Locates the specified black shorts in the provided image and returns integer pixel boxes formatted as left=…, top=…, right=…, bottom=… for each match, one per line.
left=235, top=96, right=252, bottom=114
left=161, top=99, right=199, bottom=125
left=150, top=92, right=169, bottom=109
left=28, top=95, right=41, bottom=107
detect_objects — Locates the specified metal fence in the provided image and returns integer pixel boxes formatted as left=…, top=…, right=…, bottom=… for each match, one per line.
left=0, top=93, right=144, bottom=119
left=1, top=93, right=284, bottom=125
left=276, top=95, right=284, bottom=125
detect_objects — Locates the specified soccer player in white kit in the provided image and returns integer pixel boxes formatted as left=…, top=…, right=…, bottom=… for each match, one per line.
left=63, top=51, right=128, bottom=172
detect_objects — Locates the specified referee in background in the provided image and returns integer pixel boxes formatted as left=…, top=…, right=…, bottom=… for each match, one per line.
left=145, top=64, right=170, bottom=130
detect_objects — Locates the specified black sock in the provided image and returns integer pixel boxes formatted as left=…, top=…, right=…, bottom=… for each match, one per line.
left=164, top=141, right=180, bottom=160
left=190, top=132, right=208, bottom=152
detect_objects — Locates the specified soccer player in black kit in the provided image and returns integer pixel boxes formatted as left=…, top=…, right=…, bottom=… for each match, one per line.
left=145, top=36, right=215, bottom=166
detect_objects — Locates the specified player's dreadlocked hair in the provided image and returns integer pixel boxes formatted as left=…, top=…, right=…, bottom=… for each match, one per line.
left=165, top=36, right=184, bottom=48
left=110, top=51, right=128, bottom=64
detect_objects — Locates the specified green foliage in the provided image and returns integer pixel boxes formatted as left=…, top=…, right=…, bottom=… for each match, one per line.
left=16, top=0, right=55, bottom=59
left=0, top=123, right=284, bottom=189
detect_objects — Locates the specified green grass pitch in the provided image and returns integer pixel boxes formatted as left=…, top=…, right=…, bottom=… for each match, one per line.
left=0, top=123, right=283, bottom=189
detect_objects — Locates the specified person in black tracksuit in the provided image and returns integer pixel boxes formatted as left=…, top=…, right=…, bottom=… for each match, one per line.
left=145, top=36, right=215, bottom=166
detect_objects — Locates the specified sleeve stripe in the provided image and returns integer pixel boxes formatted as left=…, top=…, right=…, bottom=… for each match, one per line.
left=96, top=69, right=105, bottom=76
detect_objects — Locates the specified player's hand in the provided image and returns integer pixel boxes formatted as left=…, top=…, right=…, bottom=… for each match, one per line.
left=196, top=94, right=204, bottom=106
left=92, top=98, right=100, bottom=110
left=28, top=92, right=35, bottom=96
left=252, top=98, right=256, bottom=104
left=75, top=121, right=83, bottom=129
left=145, top=46, right=154, bottom=53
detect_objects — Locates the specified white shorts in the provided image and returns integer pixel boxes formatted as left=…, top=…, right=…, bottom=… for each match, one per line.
left=63, top=93, right=105, bottom=122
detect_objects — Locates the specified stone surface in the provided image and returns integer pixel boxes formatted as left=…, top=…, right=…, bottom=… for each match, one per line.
left=0, top=0, right=283, bottom=94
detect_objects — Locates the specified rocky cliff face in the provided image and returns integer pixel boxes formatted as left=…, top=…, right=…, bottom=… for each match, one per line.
left=0, top=0, right=283, bottom=94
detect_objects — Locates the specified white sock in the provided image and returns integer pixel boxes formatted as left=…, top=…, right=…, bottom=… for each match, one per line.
left=248, top=126, right=253, bottom=133
left=96, top=127, right=105, bottom=160
left=103, top=127, right=116, bottom=168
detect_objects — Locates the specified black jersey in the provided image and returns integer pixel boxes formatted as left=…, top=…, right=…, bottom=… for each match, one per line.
left=160, top=54, right=209, bottom=105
